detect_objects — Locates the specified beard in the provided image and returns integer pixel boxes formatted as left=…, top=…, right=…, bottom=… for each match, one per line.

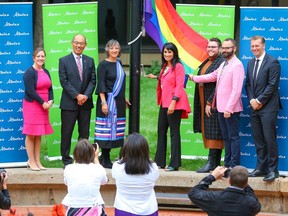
left=222, top=50, right=234, bottom=59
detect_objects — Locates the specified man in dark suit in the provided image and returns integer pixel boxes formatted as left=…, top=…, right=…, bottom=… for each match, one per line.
left=245, top=35, right=281, bottom=182
left=59, top=34, right=96, bottom=167
left=188, top=166, right=261, bottom=216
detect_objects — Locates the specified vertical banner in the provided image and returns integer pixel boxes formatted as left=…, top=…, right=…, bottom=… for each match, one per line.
left=176, top=4, right=235, bottom=158
left=0, top=3, right=33, bottom=167
left=239, top=7, right=288, bottom=171
left=42, top=2, right=98, bottom=159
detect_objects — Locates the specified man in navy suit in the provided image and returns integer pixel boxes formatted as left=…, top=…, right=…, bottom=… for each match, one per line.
left=245, top=35, right=281, bottom=182
left=188, top=166, right=261, bottom=216
left=59, top=34, right=96, bottom=167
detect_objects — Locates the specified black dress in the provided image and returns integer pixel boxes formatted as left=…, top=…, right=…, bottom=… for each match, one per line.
left=94, top=60, right=126, bottom=149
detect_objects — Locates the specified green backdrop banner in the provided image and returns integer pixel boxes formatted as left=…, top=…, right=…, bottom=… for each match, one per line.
left=176, top=4, right=235, bottom=158
left=42, top=2, right=98, bottom=159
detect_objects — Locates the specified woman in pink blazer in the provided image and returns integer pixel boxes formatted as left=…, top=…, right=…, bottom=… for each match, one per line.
left=148, top=42, right=191, bottom=171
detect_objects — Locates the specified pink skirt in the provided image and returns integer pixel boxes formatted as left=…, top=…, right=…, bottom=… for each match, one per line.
left=22, top=93, right=53, bottom=136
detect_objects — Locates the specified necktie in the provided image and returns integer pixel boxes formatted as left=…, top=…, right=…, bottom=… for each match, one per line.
left=76, top=56, right=83, bottom=81
left=219, top=60, right=228, bottom=76
left=253, top=59, right=259, bottom=87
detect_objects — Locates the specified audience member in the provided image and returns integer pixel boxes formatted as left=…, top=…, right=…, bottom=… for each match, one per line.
left=192, top=38, right=224, bottom=173
left=188, top=166, right=261, bottom=216
left=112, top=133, right=159, bottom=216
left=147, top=42, right=191, bottom=171
left=0, top=170, right=11, bottom=210
left=62, top=139, right=108, bottom=216
left=59, top=34, right=96, bottom=168
left=23, top=47, right=54, bottom=171
left=190, top=38, right=244, bottom=168
left=245, top=35, right=281, bottom=182
left=94, top=39, right=129, bottom=169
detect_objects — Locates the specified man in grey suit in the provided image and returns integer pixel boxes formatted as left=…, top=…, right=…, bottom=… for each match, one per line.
left=59, top=34, right=96, bottom=167
left=245, top=35, right=281, bottom=182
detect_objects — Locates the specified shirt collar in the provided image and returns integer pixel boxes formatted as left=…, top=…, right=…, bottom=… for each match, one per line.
left=229, top=186, right=244, bottom=191
left=257, top=52, right=266, bottom=61
left=72, top=52, right=82, bottom=59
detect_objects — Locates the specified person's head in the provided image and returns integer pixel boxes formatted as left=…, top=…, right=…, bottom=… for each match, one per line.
left=228, top=166, right=249, bottom=189
left=221, top=38, right=237, bottom=60
left=161, top=42, right=181, bottom=68
left=250, top=35, right=265, bottom=59
left=105, top=39, right=121, bottom=58
left=121, top=133, right=152, bottom=175
left=71, top=34, right=87, bottom=56
left=207, top=38, right=222, bottom=58
left=32, top=47, right=46, bottom=68
left=107, top=8, right=113, bottom=16
left=73, top=139, right=95, bottom=164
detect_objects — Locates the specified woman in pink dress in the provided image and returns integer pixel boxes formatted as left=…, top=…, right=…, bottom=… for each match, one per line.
left=22, top=47, right=54, bottom=171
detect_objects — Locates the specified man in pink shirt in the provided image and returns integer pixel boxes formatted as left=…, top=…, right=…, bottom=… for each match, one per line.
left=190, top=38, right=244, bottom=168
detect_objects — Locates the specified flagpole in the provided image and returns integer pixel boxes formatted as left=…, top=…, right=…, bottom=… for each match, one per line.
left=128, top=0, right=142, bottom=133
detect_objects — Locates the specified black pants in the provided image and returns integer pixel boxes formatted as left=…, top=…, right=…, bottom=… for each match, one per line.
left=251, top=110, right=278, bottom=172
left=61, top=109, right=91, bottom=166
left=154, top=107, right=182, bottom=168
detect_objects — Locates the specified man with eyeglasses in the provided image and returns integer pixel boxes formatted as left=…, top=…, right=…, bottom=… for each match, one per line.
left=245, top=35, right=281, bottom=182
left=189, top=38, right=244, bottom=169
left=58, top=34, right=96, bottom=168
left=192, top=38, right=225, bottom=173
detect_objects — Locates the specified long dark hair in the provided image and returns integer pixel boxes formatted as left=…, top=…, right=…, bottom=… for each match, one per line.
left=161, top=42, right=181, bottom=69
left=119, top=133, right=152, bottom=175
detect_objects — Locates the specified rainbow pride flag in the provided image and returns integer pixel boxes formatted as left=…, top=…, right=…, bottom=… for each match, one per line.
left=144, top=0, right=208, bottom=73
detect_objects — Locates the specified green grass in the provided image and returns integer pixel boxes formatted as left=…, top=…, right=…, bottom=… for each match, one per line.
left=41, top=76, right=205, bottom=171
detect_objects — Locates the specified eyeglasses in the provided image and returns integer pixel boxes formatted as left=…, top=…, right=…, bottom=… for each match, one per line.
left=73, top=41, right=86, bottom=46
left=207, top=46, right=219, bottom=49
left=222, top=46, right=234, bottom=50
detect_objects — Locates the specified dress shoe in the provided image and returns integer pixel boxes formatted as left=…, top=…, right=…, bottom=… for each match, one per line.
left=27, top=161, right=40, bottom=171
left=158, top=166, right=166, bottom=169
left=165, top=166, right=178, bottom=172
left=249, top=169, right=268, bottom=177
left=36, top=163, right=47, bottom=170
left=263, top=171, right=279, bottom=182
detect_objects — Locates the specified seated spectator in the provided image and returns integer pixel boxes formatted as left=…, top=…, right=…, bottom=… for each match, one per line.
left=0, top=170, right=11, bottom=210
left=188, top=166, right=261, bottom=216
left=112, top=133, right=159, bottom=216
left=62, top=139, right=108, bottom=216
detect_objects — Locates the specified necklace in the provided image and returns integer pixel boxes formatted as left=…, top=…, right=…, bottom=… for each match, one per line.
left=163, top=66, right=169, bottom=74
